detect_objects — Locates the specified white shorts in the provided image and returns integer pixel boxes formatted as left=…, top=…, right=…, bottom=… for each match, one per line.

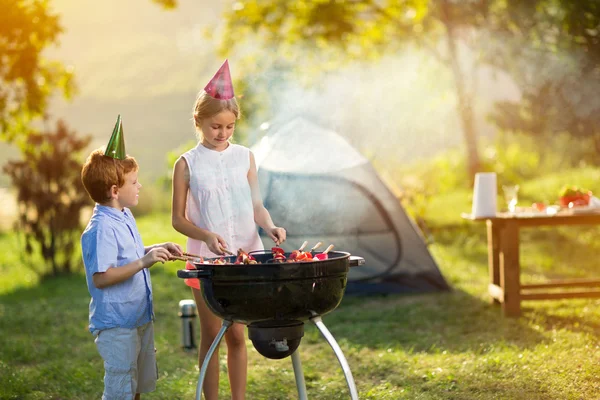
left=94, top=322, right=158, bottom=400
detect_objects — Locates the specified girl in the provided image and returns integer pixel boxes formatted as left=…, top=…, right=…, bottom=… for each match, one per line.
left=171, top=60, right=286, bottom=400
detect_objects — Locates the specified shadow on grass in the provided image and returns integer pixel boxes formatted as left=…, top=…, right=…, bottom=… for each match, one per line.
left=308, top=288, right=547, bottom=355
left=1, top=266, right=593, bottom=399
left=522, top=303, right=600, bottom=337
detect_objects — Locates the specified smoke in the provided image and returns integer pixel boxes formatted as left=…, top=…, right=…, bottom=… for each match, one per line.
left=239, top=46, right=517, bottom=172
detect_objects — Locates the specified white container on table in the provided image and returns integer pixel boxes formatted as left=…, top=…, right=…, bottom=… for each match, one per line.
left=471, top=172, right=497, bottom=217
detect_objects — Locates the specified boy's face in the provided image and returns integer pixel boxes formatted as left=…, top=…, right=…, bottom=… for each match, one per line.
left=200, top=110, right=236, bottom=151
left=113, top=170, right=141, bottom=209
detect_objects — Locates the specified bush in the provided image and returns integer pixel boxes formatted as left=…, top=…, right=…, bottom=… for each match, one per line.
left=2, top=120, right=92, bottom=277
left=394, top=131, right=596, bottom=225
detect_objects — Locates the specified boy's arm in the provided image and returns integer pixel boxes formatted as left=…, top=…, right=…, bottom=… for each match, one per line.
left=144, top=242, right=183, bottom=255
left=92, top=247, right=171, bottom=289
left=93, top=259, right=144, bottom=289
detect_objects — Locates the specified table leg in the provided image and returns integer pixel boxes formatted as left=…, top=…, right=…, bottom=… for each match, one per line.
left=499, top=221, right=521, bottom=317
left=487, top=220, right=501, bottom=305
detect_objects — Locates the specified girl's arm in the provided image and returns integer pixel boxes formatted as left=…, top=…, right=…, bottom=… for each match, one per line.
left=248, top=151, right=286, bottom=245
left=171, top=156, right=229, bottom=254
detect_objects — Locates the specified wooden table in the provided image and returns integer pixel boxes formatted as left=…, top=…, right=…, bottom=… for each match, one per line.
left=462, top=211, right=600, bottom=317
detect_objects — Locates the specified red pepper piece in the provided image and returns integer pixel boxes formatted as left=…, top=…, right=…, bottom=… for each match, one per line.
left=295, top=252, right=311, bottom=262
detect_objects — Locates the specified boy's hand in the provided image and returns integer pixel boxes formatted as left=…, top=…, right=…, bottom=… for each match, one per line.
left=205, top=232, right=230, bottom=256
left=161, top=242, right=183, bottom=256
left=142, top=247, right=171, bottom=268
left=269, top=227, right=286, bottom=246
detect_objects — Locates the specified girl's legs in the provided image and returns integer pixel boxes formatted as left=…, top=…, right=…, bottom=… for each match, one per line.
left=192, top=287, right=223, bottom=400
left=224, top=323, right=247, bottom=400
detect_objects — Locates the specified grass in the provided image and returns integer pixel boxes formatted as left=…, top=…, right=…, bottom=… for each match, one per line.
left=2, top=169, right=600, bottom=399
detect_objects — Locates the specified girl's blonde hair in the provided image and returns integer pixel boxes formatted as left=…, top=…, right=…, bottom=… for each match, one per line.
left=193, top=91, right=241, bottom=139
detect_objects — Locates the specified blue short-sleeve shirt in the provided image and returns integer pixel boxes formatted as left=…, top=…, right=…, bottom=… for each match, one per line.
left=81, top=204, right=153, bottom=334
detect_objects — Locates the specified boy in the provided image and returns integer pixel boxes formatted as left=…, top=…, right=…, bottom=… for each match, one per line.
left=81, top=115, right=182, bottom=399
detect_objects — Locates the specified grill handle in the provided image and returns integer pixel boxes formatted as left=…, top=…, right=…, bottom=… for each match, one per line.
left=349, top=256, right=365, bottom=267
left=177, top=269, right=212, bottom=279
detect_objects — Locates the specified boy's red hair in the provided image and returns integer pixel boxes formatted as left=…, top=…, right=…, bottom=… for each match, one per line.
left=81, top=148, right=138, bottom=203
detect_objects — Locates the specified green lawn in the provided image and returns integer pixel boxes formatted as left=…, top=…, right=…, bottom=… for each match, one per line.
left=2, top=175, right=600, bottom=399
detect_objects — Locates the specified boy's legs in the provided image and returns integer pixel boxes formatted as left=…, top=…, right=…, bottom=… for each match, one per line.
left=192, top=287, right=225, bottom=400
left=136, top=322, right=158, bottom=395
left=95, top=322, right=157, bottom=400
left=95, top=327, right=139, bottom=400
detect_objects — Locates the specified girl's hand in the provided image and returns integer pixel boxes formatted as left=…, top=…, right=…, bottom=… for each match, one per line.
left=269, top=227, right=287, bottom=246
left=205, top=232, right=230, bottom=255
left=161, top=242, right=183, bottom=256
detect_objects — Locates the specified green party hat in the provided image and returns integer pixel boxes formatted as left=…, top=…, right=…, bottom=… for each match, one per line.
left=105, top=115, right=126, bottom=160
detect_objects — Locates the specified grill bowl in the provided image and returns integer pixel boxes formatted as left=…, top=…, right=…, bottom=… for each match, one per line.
left=177, top=251, right=362, bottom=324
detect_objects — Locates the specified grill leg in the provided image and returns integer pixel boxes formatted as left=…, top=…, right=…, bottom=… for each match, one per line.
left=311, top=316, right=358, bottom=400
left=291, top=350, right=308, bottom=400
left=196, top=319, right=233, bottom=400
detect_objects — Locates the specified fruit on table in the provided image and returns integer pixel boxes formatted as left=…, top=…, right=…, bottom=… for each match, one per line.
left=532, top=202, right=547, bottom=211
left=559, top=185, right=592, bottom=207
left=559, top=185, right=590, bottom=197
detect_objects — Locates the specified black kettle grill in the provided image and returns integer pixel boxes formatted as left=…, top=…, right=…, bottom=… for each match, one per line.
left=177, top=250, right=364, bottom=400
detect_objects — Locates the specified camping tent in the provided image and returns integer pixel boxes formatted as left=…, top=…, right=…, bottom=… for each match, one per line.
left=251, top=117, right=449, bottom=294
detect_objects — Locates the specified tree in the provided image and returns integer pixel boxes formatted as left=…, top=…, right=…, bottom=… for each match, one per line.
left=484, top=0, right=600, bottom=164
left=0, top=0, right=75, bottom=144
left=218, top=0, right=600, bottom=174
left=219, top=0, right=490, bottom=177
left=3, top=120, right=92, bottom=277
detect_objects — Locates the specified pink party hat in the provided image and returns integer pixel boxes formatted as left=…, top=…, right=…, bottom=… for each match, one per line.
left=204, top=60, right=235, bottom=100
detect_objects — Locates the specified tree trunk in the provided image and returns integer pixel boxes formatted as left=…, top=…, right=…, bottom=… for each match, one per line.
left=49, top=215, right=58, bottom=276
left=441, top=1, right=481, bottom=179
left=594, top=134, right=600, bottom=165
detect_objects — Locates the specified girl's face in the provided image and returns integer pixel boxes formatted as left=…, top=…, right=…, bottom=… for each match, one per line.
left=115, top=170, right=141, bottom=209
left=200, top=110, right=236, bottom=151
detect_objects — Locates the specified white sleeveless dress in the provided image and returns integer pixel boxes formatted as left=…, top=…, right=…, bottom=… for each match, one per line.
left=182, top=142, right=263, bottom=281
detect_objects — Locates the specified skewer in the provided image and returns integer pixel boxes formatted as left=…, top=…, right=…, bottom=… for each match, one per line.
left=170, top=255, right=194, bottom=262
left=311, top=244, right=335, bottom=261
left=221, top=248, right=236, bottom=256
left=220, top=248, right=235, bottom=256
left=298, top=241, right=309, bottom=251
left=322, top=244, right=334, bottom=254
left=185, top=249, right=235, bottom=257
left=309, top=242, right=322, bottom=252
